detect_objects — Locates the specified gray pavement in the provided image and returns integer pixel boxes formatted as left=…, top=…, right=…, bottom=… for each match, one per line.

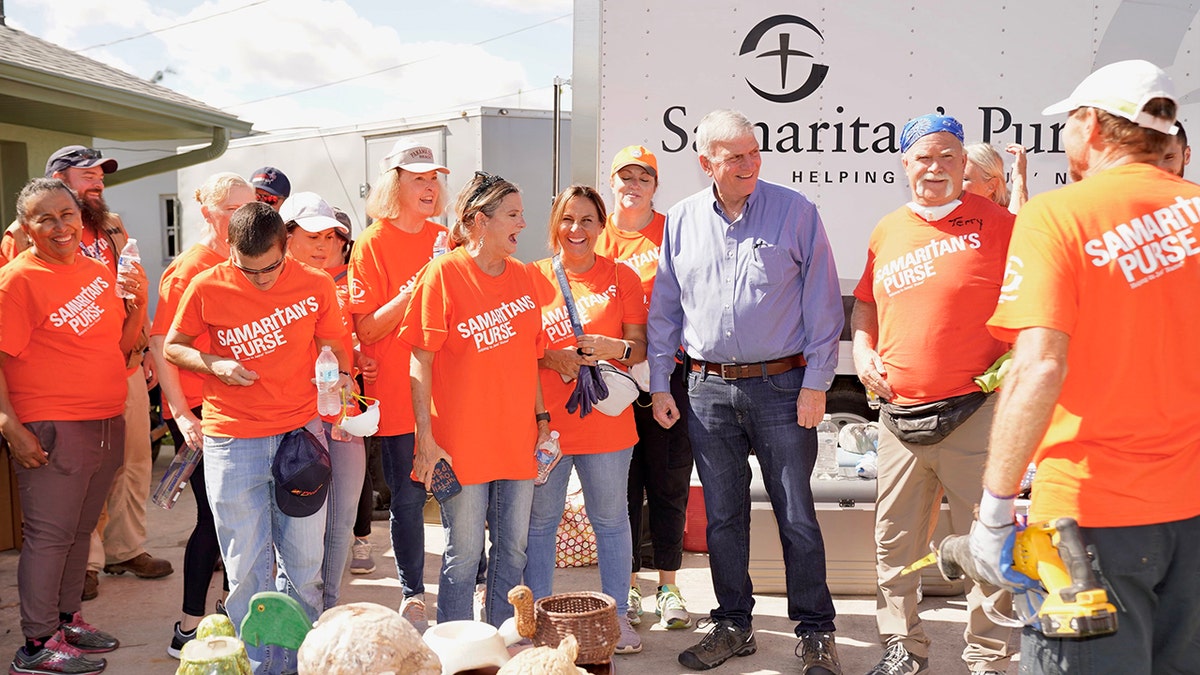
left=0, top=450, right=1018, bottom=674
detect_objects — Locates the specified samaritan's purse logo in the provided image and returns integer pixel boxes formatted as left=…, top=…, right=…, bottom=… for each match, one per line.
left=740, top=15, right=829, bottom=103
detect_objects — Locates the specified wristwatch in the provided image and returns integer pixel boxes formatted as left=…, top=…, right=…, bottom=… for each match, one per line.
left=535, top=411, right=551, bottom=424
left=621, top=342, right=632, bottom=360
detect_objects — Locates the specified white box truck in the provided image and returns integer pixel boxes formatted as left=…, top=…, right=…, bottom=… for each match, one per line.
left=571, top=0, right=1199, bottom=422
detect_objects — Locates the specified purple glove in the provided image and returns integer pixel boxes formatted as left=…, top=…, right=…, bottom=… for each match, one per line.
left=566, top=365, right=604, bottom=418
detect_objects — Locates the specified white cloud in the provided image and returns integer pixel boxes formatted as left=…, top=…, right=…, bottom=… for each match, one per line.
left=475, top=0, right=571, bottom=13
left=12, top=0, right=548, bottom=131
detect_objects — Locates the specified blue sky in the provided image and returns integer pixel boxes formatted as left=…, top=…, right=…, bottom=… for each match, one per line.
left=8, top=0, right=574, bottom=132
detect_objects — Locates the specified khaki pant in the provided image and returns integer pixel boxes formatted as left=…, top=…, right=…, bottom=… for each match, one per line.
left=88, top=370, right=151, bottom=569
left=874, top=395, right=1014, bottom=671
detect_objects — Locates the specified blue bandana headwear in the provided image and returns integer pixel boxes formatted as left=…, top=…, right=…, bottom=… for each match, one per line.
left=899, top=114, right=964, bottom=153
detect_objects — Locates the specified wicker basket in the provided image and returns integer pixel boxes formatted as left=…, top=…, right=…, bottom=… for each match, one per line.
left=533, top=591, right=620, bottom=665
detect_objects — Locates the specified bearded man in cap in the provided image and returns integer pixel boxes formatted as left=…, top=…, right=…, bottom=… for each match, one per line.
left=3, top=145, right=173, bottom=600
left=971, top=59, right=1200, bottom=675
left=852, top=114, right=1015, bottom=675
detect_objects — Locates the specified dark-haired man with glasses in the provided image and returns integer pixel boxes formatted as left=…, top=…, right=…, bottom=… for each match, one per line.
left=165, top=201, right=350, bottom=674
left=4, top=145, right=173, bottom=601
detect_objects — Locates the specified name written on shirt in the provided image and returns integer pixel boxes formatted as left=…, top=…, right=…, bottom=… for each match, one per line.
left=49, top=276, right=110, bottom=336
left=216, top=296, right=319, bottom=360
left=457, top=294, right=538, bottom=353
left=874, top=233, right=981, bottom=297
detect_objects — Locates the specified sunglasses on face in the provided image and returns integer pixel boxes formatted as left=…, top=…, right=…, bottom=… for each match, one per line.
left=256, top=192, right=280, bottom=206
left=232, top=256, right=285, bottom=277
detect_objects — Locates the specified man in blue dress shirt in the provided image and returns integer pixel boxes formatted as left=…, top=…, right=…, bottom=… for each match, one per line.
left=648, top=109, right=844, bottom=674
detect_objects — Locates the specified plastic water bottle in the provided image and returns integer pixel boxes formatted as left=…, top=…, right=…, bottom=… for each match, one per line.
left=432, top=231, right=450, bottom=257
left=315, top=346, right=341, bottom=416
left=115, top=238, right=140, bottom=299
left=534, top=431, right=562, bottom=486
left=815, top=414, right=840, bottom=480
left=151, top=443, right=202, bottom=510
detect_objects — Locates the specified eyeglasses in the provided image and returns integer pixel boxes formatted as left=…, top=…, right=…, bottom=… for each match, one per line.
left=232, top=256, right=285, bottom=277
left=467, top=171, right=506, bottom=206
left=256, top=192, right=280, bottom=206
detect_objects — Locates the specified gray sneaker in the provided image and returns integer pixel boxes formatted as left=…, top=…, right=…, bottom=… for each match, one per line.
left=678, top=618, right=756, bottom=671
left=865, top=644, right=928, bottom=675
left=10, top=631, right=106, bottom=675
left=614, top=615, right=642, bottom=655
left=349, top=538, right=375, bottom=575
left=795, top=631, right=841, bottom=675
left=400, top=594, right=428, bottom=634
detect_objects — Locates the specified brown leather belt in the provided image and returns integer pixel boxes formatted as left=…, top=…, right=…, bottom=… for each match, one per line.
left=690, top=354, right=807, bottom=380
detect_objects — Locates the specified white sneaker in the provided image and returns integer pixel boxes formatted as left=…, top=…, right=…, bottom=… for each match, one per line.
left=614, top=614, right=642, bottom=654
left=400, top=594, right=429, bottom=633
left=349, top=538, right=375, bottom=575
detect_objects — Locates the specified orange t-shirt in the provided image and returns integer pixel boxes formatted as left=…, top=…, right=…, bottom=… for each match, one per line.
left=853, top=193, right=1014, bottom=405
left=173, top=259, right=348, bottom=438
left=0, top=231, right=16, bottom=263
left=596, top=212, right=665, bottom=306
left=151, top=244, right=225, bottom=412
left=988, top=163, right=1200, bottom=528
left=348, top=219, right=446, bottom=436
left=0, top=251, right=127, bottom=422
left=79, top=226, right=116, bottom=273
left=530, top=256, right=646, bottom=455
left=399, top=248, right=544, bottom=485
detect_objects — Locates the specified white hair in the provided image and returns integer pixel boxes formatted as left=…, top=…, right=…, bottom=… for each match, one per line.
left=696, top=110, right=755, bottom=158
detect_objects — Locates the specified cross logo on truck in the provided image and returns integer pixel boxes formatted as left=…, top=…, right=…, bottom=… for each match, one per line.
left=739, top=14, right=829, bottom=103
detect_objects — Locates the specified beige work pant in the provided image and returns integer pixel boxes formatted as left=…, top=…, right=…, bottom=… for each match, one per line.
left=874, top=395, right=1014, bottom=671
left=88, top=369, right=151, bottom=569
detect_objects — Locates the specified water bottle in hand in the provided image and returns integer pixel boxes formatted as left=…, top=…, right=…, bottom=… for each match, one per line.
left=815, top=414, right=840, bottom=480
left=116, top=238, right=140, bottom=299
left=315, top=346, right=341, bottom=416
left=534, top=431, right=562, bottom=486
left=432, top=231, right=450, bottom=257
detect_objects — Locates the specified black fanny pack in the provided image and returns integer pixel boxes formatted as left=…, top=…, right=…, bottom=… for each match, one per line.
left=879, top=391, right=988, bottom=445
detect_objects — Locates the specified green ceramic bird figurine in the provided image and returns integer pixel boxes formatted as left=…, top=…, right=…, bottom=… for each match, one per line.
left=239, top=592, right=313, bottom=651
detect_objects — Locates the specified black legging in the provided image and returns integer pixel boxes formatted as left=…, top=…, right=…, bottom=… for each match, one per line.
left=166, top=408, right=228, bottom=617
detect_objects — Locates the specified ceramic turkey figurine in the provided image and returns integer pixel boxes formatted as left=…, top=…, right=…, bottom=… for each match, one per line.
left=497, top=634, right=587, bottom=675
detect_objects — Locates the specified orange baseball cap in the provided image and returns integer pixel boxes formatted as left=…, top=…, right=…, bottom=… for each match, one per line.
left=610, top=145, right=658, bottom=177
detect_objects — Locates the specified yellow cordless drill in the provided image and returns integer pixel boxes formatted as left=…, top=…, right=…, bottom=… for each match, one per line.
left=903, top=517, right=1118, bottom=638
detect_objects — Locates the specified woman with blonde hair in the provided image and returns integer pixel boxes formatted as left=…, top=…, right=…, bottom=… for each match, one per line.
left=348, top=141, right=450, bottom=630
left=400, top=172, right=549, bottom=626
left=149, top=171, right=255, bottom=658
left=964, top=142, right=1028, bottom=213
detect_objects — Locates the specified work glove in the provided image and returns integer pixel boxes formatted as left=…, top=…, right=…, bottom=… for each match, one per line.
left=968, top=491, right=1039, bottom=591
left=566, top=364, right=605, bottom=418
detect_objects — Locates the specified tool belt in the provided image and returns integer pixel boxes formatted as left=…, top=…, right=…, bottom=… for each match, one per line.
left=879, top=390, right=988, bottom=445
left=690, top=353, right=807, bottom=380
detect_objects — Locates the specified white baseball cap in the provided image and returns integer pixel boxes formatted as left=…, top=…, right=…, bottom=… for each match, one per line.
left=279, top=192, right=349, bottom=234
left=1042, top=59, right=1178, bottom=134
left=381, top=140, right=449, bottom=174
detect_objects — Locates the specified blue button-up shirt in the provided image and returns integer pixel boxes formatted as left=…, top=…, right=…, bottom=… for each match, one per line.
left=647, top=179, right=843, bottom=393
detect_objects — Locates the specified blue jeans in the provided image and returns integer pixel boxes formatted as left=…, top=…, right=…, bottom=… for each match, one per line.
left=204, top=418, right=327, bottom=675
left=438, top=479, right=534, bottom=626
left=526, top=448, right=634, bottom=616
left=379, top=433, right=426, bottom=598
left=1019, top=515, right=1200, bottom=675
left=318, top=421, right=365, bottom=610
left=685, top=366, right=836, bottom=634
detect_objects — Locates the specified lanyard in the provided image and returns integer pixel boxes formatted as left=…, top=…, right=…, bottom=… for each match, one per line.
left=551, top=254, right=586, bottom=338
